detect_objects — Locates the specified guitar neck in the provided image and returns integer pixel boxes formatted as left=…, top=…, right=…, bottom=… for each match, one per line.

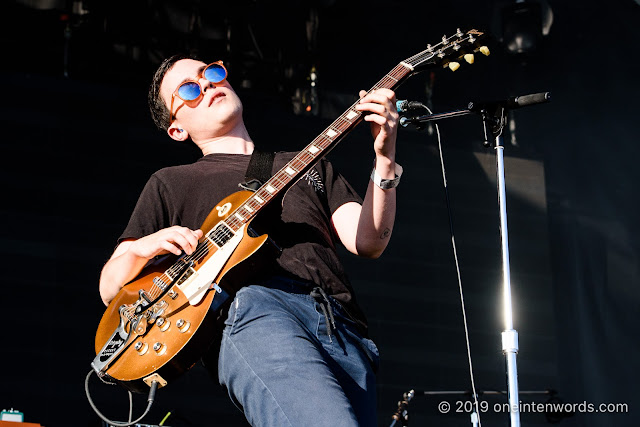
left=221, top=63, right=413, bottom=233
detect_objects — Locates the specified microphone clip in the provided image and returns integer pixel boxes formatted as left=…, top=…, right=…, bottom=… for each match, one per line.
left=396, top=100, right=430, bottom=131
left=396, top=100, right=429, bottom=113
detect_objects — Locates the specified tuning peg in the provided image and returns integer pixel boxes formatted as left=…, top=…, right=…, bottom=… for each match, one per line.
left=479, top=46, right=490, bottom=56
left=448, top=61, right=460, bottom=71
left=464, top=54, right=474, bottom=64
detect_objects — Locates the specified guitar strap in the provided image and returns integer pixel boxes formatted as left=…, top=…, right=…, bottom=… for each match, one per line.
left=239, top=149, right=275, bottom=192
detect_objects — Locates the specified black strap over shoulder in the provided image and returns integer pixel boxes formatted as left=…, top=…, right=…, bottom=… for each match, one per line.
left=239, top=149, right=275, bottom=192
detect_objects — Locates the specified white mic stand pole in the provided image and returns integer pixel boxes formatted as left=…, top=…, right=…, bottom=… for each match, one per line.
left=480, top=102, right=521, bottom=427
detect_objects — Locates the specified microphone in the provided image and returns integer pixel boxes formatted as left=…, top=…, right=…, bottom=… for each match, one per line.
left=468, top=92, right=551, bottom=112
left=396, top=100, right=428, bottom=113
left=507, top=92, right=551, bottom=109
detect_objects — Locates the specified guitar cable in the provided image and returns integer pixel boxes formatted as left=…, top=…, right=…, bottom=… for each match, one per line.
left=85, top=370, right=159, bottom=427
left=428, top=106, right=483, bottom=427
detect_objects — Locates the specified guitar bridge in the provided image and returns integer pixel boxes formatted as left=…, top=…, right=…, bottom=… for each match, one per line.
left=175, top=266, right=195, bottom=286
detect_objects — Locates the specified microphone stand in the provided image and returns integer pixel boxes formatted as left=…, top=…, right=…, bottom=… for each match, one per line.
left=390, top=389, right=415, bottom=427
left=400, top=93, right=551, bottom=427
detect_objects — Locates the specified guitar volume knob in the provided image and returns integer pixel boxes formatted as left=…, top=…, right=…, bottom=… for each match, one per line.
left=153, top=342, right=166, bottom=355
left=156, top=317, right=170, bottom=332
left=176, top=319, right=190, bottom=333
left=135, top=342, right=148, bottom=355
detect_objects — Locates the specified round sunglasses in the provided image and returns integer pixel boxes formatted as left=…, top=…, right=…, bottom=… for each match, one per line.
left=169, top=61, right=228, bottom=125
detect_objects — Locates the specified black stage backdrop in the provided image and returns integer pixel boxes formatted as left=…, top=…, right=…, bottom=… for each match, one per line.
left=0, top=0, right=638, bottom=426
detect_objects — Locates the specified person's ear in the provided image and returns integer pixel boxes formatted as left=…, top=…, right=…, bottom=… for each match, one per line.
left=168, top=124, right=189, bottom=142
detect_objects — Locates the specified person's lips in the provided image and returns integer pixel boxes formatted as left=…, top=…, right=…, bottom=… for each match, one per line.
left=209, top=91, right=226, bottom=106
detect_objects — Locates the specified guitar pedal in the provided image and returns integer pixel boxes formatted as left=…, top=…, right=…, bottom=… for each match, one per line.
left=1, top=409, right=24, bottom=422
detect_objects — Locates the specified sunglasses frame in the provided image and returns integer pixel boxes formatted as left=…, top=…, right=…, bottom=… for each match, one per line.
left=168, top=61, right=228, bottom=126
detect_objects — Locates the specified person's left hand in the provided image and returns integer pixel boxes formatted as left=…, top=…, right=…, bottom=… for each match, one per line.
left=355, top=88, right=399, bottom=160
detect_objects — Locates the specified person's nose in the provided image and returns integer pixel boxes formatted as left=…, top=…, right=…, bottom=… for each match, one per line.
left=200, top=77, right=218, bottom=93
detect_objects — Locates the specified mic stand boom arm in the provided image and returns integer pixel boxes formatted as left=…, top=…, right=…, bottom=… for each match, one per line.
left=401, top=92, right=550, bottom=427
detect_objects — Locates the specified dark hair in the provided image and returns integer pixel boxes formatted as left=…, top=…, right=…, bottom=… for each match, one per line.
left=148, top=53, right=193, bottom=131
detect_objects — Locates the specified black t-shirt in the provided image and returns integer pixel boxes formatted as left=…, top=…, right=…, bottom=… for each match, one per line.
left=119, top=151, right=369, bottom=331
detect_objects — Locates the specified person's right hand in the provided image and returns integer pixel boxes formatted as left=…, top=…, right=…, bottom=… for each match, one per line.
left=129, top=226, right=204, bottom=259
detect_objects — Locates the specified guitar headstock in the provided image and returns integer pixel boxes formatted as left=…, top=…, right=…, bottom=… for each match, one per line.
left=402, top=29, right=489, bottom=73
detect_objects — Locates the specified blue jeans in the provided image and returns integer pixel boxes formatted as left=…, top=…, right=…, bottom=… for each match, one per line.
left=217, top=278, right=380, bottom=426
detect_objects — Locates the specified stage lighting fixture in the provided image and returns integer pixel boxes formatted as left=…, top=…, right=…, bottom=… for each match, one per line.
left=500, top=0, right=553, bottom=56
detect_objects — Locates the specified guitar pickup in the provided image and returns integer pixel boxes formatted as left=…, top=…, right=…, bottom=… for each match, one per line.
left=175, top=266, right=195, bottom=286
left=209, top=223, right=234, bottom=248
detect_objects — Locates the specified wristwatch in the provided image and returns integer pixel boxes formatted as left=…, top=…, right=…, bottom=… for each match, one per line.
left=370, top=162, right=403, bottom=189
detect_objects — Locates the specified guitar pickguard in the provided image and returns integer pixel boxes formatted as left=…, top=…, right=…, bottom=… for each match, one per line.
left=177, top=225, right=245, bottom=305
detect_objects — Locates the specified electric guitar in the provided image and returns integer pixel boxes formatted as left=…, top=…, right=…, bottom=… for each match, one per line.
left=92, top=29, right=488, bottom=392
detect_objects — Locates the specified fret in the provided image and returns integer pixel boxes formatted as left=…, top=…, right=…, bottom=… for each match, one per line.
left=292, top=157, right=308, bottom=168
left=333, top=117, right=351, bottom=130
left=264, top=184, right=276, bottom=194
left=299, top=151, right=316, bottom=167
left=257, top=189, right=273, bottom=202
left=315, top=134, right=333, bottom=148
left=254, top=195, right=264, bottom=204
left=399, top=61, right=415, bottom=70
left=270, top=174, right=287, bottom=187
left=223, top=219, right=240, bottom=233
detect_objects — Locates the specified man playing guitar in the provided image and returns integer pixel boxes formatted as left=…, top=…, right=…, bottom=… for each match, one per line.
left=98, top=54, right=400, bottom=426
